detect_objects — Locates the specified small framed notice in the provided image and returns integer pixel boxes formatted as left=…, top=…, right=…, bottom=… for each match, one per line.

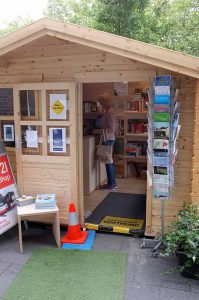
left=113, top=82, right=128, bottom=96
left=49, top=94, right=67, bottom=120
left=49, top=128, right=66, bottom=153
left=3, top=125, right=14, bottom=142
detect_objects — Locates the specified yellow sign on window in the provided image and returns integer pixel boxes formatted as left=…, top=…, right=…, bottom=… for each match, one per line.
left=51, top=100, right=65, bottom=115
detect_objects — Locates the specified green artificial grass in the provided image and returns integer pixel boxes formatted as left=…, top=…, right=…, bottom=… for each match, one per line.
left=3, top=249, right=127, bottom=300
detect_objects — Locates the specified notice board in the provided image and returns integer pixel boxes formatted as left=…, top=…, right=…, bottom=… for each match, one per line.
left=0, top=140, right=19, bottom=235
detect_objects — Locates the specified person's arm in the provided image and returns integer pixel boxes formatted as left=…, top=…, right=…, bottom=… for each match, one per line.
left=104, top=110, right=116, bottom=134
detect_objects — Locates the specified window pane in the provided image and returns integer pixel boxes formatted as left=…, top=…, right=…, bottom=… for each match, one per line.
left=0, top=88, right=13, bottom=116
left=19, top=90, right=41, bottom=120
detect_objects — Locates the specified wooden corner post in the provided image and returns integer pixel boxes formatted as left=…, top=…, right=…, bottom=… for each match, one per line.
left=191, top=79, right=199, bottom=205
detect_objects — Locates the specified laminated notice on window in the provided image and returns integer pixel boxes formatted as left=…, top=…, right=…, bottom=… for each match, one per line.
left=50, top=94, right=67, bottom=120
left=26, top=130, right=38, bottom=148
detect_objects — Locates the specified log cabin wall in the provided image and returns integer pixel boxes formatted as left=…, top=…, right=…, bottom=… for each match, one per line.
left=0, top=35, right=197, bottom=232
left=0, top=36, right=156, bottom=84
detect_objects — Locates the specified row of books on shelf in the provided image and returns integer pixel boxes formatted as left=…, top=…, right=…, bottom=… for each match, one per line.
left=116, top=119, right=124, bottom=136
left=84, top=101, right=102, bottom=113
left=113, top=98, right=148, bottom=113
left=84, top=98, right=148, bottom=114
left=127, top=121, right=148, bottom=134
left=124, top=142, right=147, bottom=157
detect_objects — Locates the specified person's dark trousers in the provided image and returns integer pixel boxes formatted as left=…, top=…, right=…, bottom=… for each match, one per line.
left=105, top=140, right=116, bottom=187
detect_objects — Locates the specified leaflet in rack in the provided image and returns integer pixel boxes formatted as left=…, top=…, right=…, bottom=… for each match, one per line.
left=147, top=75, right=181, bottom=199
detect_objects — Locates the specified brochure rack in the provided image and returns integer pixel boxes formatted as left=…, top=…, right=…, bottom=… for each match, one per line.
left=141, top=75, right=180, bottom=254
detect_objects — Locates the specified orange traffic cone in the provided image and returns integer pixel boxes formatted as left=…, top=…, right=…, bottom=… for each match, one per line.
left=61, top=203, right=88, bottom=244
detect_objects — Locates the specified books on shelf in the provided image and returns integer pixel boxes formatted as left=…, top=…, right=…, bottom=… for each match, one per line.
left=127, top=120, right=148, bottom=134
left=126, top=100, right=140, bottom=111
left=116, top=119, right=124, bottom=136
left=113, top=101, right=126, bottom=113
left=35, top=194, right=56, bottom=209
left=125, top=142, right=146, bottom=157
left=125, top=142, right=141, bottom=157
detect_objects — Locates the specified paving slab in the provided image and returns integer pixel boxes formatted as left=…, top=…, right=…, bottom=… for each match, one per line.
left=0, top=226, right=198, bottom=300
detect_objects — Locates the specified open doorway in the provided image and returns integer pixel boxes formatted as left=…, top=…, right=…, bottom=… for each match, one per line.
left=82, top=82, right=148, bottom=235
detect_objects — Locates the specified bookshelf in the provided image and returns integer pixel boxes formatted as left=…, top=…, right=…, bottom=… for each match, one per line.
left=83, top=87, right=149, bottom=179
left=114, top=107, right=148, bottom=179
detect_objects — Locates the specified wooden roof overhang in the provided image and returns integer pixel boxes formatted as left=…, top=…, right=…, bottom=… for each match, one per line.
left=0, top=17, right=198, bottom=78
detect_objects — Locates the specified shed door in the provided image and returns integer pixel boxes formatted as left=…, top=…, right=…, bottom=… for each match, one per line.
left=14, top=83, right=78, bottom=224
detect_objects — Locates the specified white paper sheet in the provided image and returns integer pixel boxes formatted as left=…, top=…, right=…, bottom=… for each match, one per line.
left=26, top=130, right=38, bottom=148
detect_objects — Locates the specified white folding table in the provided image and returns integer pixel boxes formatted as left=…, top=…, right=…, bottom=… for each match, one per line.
left=17, top=204, right=61, bottom=253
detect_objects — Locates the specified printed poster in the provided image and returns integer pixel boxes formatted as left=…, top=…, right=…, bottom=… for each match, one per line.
left=155, top=86, right=170, bottom=95
left=154, top=104, right=170, bottom=113
left=154, top=122, right=169, bottom=138
left=153, top=155, right=169, bottom=167
left=50, top=94, right=67, bottom=120
left=153, top=174, right=169, bottom=185
left=154, top=139, right=169, bottom=150
left=155, top=75, right=171, bottom=86
left=0, top=154, right=19, bottom=235
left=154, top=95, right=170, bottom=104
left=154, top=184, right=168, bottom=198
left=154, top=112, right=170, bottom=122
left=49, top=128, right=66, bottom=153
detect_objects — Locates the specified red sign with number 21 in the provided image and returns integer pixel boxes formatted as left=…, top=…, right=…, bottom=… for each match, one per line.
left=0, top=155, right=14, bottom=190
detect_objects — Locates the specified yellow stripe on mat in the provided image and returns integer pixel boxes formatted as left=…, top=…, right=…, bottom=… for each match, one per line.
left=113, top=227, right=130, bottom=234
left=85, top=223, right=99, bottom=230
left=99, top=216, right=144, bottom=231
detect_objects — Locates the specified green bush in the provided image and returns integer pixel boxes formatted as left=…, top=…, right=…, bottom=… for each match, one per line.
left=162, top=203, right=199, bottom=268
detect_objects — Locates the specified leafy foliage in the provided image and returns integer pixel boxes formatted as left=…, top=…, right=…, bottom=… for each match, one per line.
left=141, top=0, right=199, bottom=56
left=0, top=17, right=33, bottom=37
left=162, top=203, right=199, bottom=271
left=44, top=0, right=97, bottom=27
left=0, top=0, right=198, bottom=57
left=44, top=0, right=199, bottom=56
left=93, top=0, right=150, bottom=38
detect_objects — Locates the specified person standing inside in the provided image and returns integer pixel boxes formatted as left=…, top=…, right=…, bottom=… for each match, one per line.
left=93, top=93, right=117, bottom=190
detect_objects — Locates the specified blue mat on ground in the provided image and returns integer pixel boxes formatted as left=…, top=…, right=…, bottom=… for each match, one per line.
left=62, top=230, right=96, bottom=250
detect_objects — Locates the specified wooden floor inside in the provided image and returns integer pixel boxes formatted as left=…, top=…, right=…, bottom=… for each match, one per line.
left=84, top=177, right=147, bottom=217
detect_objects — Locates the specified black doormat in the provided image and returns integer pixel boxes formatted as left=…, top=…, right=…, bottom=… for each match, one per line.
left=85, top=192, right=146, bottom=236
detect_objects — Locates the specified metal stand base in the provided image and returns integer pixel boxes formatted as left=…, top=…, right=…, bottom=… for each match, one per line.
left=141, top=200, right=165, bottom=257
left=141, top=238, right=163, bottom=256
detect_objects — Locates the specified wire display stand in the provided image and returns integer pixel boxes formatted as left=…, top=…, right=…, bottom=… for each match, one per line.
left=141, top=76, right=180, bottom=256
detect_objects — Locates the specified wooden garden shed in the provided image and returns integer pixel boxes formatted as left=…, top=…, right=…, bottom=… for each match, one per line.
left=0, top=17, right=198, bottom=237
